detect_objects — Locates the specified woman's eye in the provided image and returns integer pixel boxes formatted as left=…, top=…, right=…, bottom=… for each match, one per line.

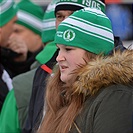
left=65, top=48, right=72, bottom=51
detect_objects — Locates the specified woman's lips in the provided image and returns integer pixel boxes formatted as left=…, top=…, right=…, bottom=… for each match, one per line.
left=60, top=65, right=68, bottom=71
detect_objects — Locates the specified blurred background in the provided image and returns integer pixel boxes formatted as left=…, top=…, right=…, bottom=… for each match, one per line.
left=15, top=0, right=133, bottom=49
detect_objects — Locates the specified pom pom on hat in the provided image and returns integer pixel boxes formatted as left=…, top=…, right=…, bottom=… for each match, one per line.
left=16, top=0, right=44, bottom=36
left=0, top=0, right=18, bottom=27
left=55, top=8, right=114, bottom=55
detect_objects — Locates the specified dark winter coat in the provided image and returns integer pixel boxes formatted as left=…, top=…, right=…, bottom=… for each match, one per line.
left=23, top=51, right=58, bottom=133
left=0, top=64, right=10, bottom=111
left=1, top=47, right=43, bottom=78
left=69, top=50, right=133, bottom=133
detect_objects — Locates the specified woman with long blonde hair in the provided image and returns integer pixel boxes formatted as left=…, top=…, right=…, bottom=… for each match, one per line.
left=39, top=8, right=133, bottom=133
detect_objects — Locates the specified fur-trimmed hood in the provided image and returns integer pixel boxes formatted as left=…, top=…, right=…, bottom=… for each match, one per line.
left=73, top=50, right=133, bottom=95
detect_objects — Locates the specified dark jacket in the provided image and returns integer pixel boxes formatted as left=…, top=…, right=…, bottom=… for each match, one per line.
left=0, top=64, right=10, bottom=111
left=70, top=84, right=132, bottom=133
left=1, top=47, right=43, bottom=78
left=23, top=51, right=58, bottom=133
left=69, top=50, right=133, bottom=133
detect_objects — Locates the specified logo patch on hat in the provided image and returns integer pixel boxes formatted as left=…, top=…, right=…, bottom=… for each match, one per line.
left=63, top=29, right=75, bottom=41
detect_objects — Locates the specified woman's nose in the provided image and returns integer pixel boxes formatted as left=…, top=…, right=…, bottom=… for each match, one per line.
left=56, top=51, right=65, bottom=62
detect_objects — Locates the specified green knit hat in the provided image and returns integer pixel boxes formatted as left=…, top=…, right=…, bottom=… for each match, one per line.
left=55, top=8, right=114, bottom=55
left=55, top=0, right=105, bottom=14
left=42, top=0, right=57, bottom=43
left=0, top=0, right=18, bottom=27
left=16, top=0, right=44, bottom=36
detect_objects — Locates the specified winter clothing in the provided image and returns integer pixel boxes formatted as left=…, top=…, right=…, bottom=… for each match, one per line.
left=42, top=0, right=56, bottom=43
left=46, top=0, right=106, bottom=65
left=0, top=50, right=57, bottom=132
left=0, top=89, right=20, bottom=133
left=16, top=0, right=44, bottom=36
left=1, top=0, right=44, bottom=78
left=23, top=36, right=127, bottom=133
left=36, top=41, right=57, bottom=65
left=0, top=64, right=12, bottom=111
left=55, top=0, right=105, bottom=14
left=23, top=2, right=127, bottom=133
left=0, top=0, right=17, bottom=112
left=0, top=0, right=57, bottom=130
left=68, top=50, right=133, bottom=133
left=23, top=50, right=58, bottom=133
left=1, top=47, right=43, bottom=78
left=41, top=0, right=57, bottom=64
left=55, top=8, right=114, bottom=55
left=0, top=0, right=17, bottom=27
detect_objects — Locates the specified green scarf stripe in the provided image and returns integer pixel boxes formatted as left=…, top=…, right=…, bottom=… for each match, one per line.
left=60, top=23, right=114, bottom=44
left=1, top=0, right=13, bottom=13
left=17, top=10, right=42, bottom=32
left=61, top=17, right=113, bottom=42
left=70, top=15, right=112, bottom=33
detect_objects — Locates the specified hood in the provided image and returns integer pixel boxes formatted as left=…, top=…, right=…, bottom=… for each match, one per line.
left=73, top=50, right=133, bottom=96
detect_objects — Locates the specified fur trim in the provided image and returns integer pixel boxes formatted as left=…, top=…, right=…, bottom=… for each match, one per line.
left=73, top=50, right=133, bottom=96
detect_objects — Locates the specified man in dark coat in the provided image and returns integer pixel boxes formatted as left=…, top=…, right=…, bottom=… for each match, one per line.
left=0, top=0, right=17, bottom=111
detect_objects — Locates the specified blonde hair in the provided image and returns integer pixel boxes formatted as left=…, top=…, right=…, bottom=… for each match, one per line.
left=38, top=51, right=97, bottom=133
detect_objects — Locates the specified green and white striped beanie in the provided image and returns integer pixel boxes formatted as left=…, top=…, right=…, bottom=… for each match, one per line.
left=16, top=0, right=44, bottom=36
left=42, top=0, right=58, bottom=43
left=55, top=0, right=105, bottom=14
left=0, top=0, right=18, bottom=27
left=55, top=8, right=114, bottom=55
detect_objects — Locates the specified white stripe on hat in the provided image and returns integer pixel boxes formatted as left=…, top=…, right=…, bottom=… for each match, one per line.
left=17, top=10, right=42, bottom=32
left=0, top=0, right=13, bottom=14
left=84, top=7, right=105, bottom=16
left=61, top=17, right=114, bottom=43
left=61, top=23, right=114, bottom=44
left=43, top=18, right=56, bottom=31
left=70, top=15, right=112, bottom=32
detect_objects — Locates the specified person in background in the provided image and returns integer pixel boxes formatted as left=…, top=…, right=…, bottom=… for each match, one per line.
left=39, top=7, right=133, bottom=133
left=23, top=0, right=108, bottom=132
left=0, top=0, right=17, bottom=111
left=1, top=0, right=44, bottom=78
left=0, top=0, right=56, bottom=132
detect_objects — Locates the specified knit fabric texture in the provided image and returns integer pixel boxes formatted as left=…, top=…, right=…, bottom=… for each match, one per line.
left=0, top=0, right=18, bottom=27
left=55, top=8, right=114, bottom=55
left=42, top=0, right=58, bottom=43
left=16, top=0, right=44, bottom=36
left=55, top=0, right=105, bottom=14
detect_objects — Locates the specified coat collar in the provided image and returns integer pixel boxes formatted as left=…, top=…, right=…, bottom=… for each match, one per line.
left=72, top=50, right=133, bottom=96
